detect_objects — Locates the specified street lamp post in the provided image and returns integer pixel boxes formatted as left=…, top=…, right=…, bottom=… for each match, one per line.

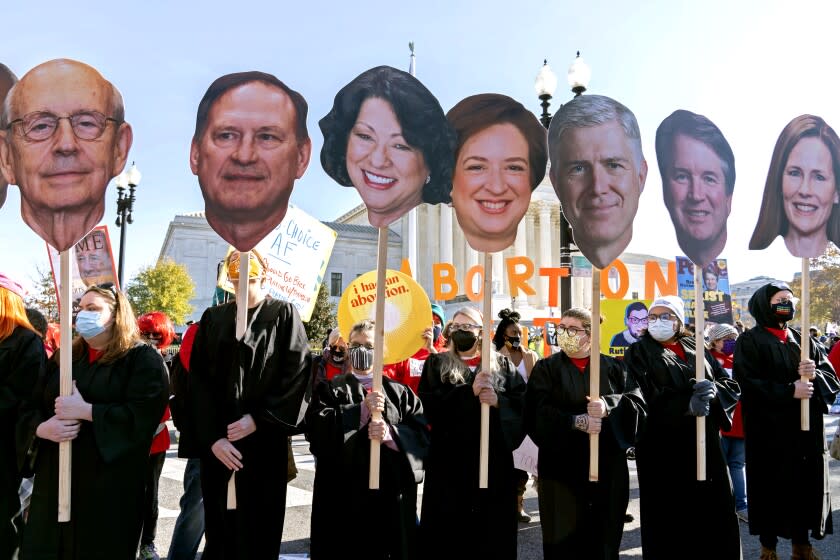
left=115, top=162, right=141, bottom=288
left=534, top=53, right=590, bottom=314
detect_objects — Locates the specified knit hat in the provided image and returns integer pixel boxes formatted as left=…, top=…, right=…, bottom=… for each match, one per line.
left=431, top=303, right=446, bottom=324
left=708, top=323, right=738, bottom=342
left=650, top=295, right=685, bottom=325
left=0, top=272, right=26, bottom=299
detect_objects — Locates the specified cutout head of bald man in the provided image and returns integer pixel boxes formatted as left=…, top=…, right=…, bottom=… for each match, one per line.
left=0, top=59, right=132, bottom=251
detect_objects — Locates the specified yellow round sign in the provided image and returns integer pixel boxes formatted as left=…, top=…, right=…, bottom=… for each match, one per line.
left=337, top=269, right=432, bottom=364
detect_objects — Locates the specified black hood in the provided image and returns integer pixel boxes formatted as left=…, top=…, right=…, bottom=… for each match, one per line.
left=748, top=281, right=792, bottom=328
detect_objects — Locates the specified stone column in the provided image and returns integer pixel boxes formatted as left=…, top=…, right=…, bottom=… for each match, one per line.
left=539, top=203, right=552, bottom=308
left=440, top=204, right=453, bottom=265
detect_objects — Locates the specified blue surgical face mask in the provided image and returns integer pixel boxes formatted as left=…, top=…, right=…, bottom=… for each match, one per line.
left=433, top=325, right=442, bottom=342
left=75, top=310, right=109, bottom=340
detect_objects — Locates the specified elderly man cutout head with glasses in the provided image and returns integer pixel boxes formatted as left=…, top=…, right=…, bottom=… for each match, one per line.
left=0, top=59, right=132, bottom=251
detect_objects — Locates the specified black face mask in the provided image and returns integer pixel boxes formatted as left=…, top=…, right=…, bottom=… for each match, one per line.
left=505, top=336, right=521, bottom=349
left=451, top=330, right=478, bottom=352
left=771, top=301, right=795, bottom=322
left=330, top=349, right=345, bottom=363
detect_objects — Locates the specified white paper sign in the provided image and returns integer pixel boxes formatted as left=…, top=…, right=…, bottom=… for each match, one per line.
left=512, top=435, right=539, bottom=475
left=219, top=204, right=337, bottom=321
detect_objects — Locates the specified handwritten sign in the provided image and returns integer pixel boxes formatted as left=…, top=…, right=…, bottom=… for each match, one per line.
left=218, top=204, right=336, bottom=321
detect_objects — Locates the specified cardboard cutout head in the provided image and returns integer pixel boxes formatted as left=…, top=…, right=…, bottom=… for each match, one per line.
left=0, top=59, right=132, bottom=251
left=191, top=71, right=312, bottom=251
left=548, top=94, right=647, bottom=269
left=319, top=66, right=454, bottom=227
left=447, top=94, right=547, bottom=252
left=656, top=109, right=735, bottom=267
left=0, top=63, right=17, bottom=210
left=749, top=114, right=840, bottom=258
left=74, top=226, right=116, bottom=288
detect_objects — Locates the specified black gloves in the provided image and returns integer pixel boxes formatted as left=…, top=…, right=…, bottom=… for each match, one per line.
left=688, top=379, right=717, bottom=417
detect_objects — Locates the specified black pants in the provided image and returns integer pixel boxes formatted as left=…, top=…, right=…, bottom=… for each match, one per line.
left=140, top=452, right=167, bottom=546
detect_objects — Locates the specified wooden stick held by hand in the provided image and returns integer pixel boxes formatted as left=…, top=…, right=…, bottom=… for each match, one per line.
left=589, top=267, right=601, bottom=482
left=800, top=257, right=810, bottom=431
left=694, top=264, right=706, bottom=481
left=479, top=252, right=492, bottom=489
left=58, top=250, right=73, bottom=522
left=369, top=228, right=388, bottom=489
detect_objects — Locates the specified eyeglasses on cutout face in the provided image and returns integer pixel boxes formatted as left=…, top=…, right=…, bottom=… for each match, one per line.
left=6, top=111, right=121, bottom=142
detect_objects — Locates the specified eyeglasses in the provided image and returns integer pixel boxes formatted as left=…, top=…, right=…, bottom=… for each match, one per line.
left=557, top=326, right=587, bottom=336
left=648, top=312, right=675, bottom=322
left=349, top=343, right=374, bottom=350
left=449, top=322, right=481, bottom=332
left=141, top=332, right=162, bottom=340
left=627, top=316, right=648, bottom=325
left=6, top=111, right=121, bottom=142
left=329, top=345, right=346, bottom=353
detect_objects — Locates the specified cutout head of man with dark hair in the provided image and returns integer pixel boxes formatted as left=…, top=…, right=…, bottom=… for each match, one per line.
left=0, top=63, right=17, bottom=210
left=548, top=95, right=647, bottom=269
left=191, top=71, right=312, bottom=251
left=0, top=59, right=132, bottom=251
left=656, top=110, right=735, bottom=267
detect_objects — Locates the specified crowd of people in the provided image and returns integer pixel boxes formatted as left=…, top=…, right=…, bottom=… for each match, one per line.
left=2, top=260, right=840, bottom=560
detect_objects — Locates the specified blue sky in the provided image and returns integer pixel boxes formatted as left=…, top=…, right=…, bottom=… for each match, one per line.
left=1, top=0, right=837, bottom=292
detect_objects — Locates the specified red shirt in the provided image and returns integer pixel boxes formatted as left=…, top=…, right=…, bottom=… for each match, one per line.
left=765, top=326, right=788, bottom=342
left=324, top=360, right=344, bottom=381
left=711, top=349, right=744, bottom=439
left=664, top=342, right=686, bottom=361
left=569, top=356, right=589, bottom=373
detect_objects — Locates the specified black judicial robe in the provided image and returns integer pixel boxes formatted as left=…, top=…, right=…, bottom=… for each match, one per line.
left=735, top=326, right=839, bottom=540
left=17, top=343, right=168, bottom=560
left=1, top=327, right=44, bottom=560
left=306, top=374, right=429, bottom=560
left=188, top=297, right=310, bottom=560
left=524, top=352, right=646, bottom=560
left=624, top=334, right=741, bottom=560
left=417, top=352, right=526, bottom=560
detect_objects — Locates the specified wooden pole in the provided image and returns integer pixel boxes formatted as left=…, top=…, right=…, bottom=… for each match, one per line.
left=369, top=228, right=388, bottom=489
left=800, top=257, right=810, bottom=431
left=694, top=264, right=706, bottom=481
left=479, top=252, right=492, bottom=488
left=58, top=250, right=73, bottom=522
left=228, top=251, right=251, bottom=510
left=589, top=268, right=601, bottom=482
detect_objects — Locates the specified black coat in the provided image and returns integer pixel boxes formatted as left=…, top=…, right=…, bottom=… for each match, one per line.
left=0, top=327, right=43, bottom=560
left=524, top=352, right=646, bottom=559
left=625, top=334, right=741, bottom=560
left=417, top=352, right=526, bottom=560
left=306, top=374, right=429, bottom=560
left=188, top=297, right=311, bottom=560
left=735, top=325, right=839, bottom=539
left=17, top=344, right=168, bottom=560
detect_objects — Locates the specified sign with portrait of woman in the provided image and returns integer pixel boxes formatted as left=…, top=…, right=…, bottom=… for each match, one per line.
left=447, top=93, right=547, bottom=253
left=749, top=115, right=840, bottom=259
left=319, top=65, right=454, bottom=227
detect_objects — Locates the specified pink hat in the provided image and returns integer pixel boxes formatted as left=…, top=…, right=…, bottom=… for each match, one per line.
left=0, top=272, right=26, bottom=299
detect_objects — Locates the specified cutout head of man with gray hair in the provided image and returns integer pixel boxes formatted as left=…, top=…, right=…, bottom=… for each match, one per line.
left=548, top=94, right=647, bottom=269
left=0, top=63, right=18, bottom=210
left=0, top=59, right=132, bottom=251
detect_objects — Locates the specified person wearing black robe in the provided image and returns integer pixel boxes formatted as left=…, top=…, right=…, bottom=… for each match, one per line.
left=418, top=306, right=526, bottom=560
left=524, top=307, right=646, bottom=559
left=188, top=252, right=310, bottom=560
left=1, top=277, right=45, bottom=560
left=624, top=295, right=741, bottom=560
left=16, top=284, right=169, bottom=560
left=735, top=281, right=839, bottom=560
left=306, top=319, right=429, bottom=559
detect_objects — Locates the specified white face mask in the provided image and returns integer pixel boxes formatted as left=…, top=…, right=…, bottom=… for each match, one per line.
left=647, top=318, right=676, bottom=342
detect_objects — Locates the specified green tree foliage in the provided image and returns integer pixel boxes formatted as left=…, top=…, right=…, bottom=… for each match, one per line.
left=25, top=264, right=60, bottom=322
left=305, top=282, right=335, bottom=349
left=126, top=258, right=196, bottom=324
left=789, top=245, right=840, bottom=328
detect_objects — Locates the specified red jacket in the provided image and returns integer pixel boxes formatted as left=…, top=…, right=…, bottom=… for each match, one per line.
left=712, top=350, right=744, bottom=438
